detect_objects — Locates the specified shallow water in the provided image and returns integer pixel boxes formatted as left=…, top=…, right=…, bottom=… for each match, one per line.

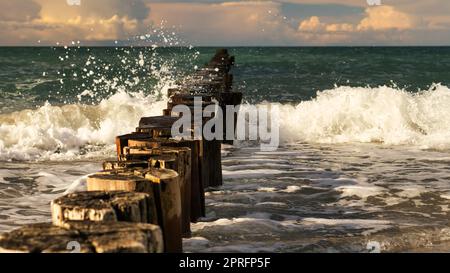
left=1, top=143, right=450, bottom=252
left=0, top=161, right=100, bottom=232
left=185, top=143, right=450, bottom=253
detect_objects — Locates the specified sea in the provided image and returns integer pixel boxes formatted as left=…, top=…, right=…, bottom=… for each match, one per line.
left=1, top=46, right=450, bottom=253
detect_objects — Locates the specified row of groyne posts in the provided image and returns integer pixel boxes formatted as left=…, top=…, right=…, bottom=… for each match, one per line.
left=0, top=49, right=243, bottom=253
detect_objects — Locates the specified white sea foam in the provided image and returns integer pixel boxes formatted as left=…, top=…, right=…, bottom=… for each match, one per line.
left=0, top=91, right=167, bottom=161
left=273, top=84, right=450, bottom=149
left=2, top=83, right=450, bottom=161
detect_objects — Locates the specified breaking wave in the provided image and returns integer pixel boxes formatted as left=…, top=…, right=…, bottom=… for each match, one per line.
left=276, top=83, right=450, bottom=150
left=1, top=83, right=450, bottom=161
left=0, top=91, right=167, bottom=161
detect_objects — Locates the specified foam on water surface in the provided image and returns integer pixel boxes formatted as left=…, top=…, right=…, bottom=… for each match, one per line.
left=0, top=161, right=99, bottom=232
left=1, top=83, right=450, bottom=161
left=185, top=143, right=450, bottom=252
left=274, top=84, right=450, bottom=150
left=0, top=91, right=167, bottom=161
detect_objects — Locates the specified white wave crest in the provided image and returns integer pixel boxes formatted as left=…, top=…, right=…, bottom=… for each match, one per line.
left=2, top=83, right=450, bottom=161
left=276, top=84, right=450, bottom=149
left=0, top=91, right=167, bottom=161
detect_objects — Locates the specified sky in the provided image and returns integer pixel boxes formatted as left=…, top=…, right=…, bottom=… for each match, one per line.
left=1, top=0, right=450, bottom=46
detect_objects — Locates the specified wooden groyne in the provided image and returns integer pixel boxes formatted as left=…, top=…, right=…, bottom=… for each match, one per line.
left=0, top=49, right=242, bottom=253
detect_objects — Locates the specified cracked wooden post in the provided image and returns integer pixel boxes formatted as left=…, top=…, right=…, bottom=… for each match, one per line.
left=51, top=191, right=158, bottom=226
left=0, top=222, right=163, bottom=253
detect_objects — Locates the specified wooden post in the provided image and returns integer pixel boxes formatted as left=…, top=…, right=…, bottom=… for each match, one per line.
left=0, top=222, right=163, bottom=253
left=51, top=191, right=158, bottom=226
left=127, top=138, right=205, bottom=221
left=136, top=116, right=182, bottom=138
left=87, top=170, right=183, bottom=253
left=103, top=160, right=149, bottom=171
left=148, top=153, right=192, bottom=237
left=219, top=91, right=243, bottom=145
left=87, top=173, right=154, bottom=193
left=207, top=140, right=223, bottom=187
left=160, top=140, right=205, bottom=221
left=199, top=139, right=223, bottom=188
left=115, top=133, right=151, bottom=160
left=144, top=168, right=182, bottom=253
left=152, top=147, right=191, bottom=232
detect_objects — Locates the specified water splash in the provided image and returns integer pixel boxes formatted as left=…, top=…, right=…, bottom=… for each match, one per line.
left=275, top=83, right=450, bottom=150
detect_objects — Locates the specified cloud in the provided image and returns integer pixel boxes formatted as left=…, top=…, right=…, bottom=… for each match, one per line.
left=298, top=5, right=414, bottom=34
left=326, top=23, right=354, bottom=32
left=298, top=16, right=324, bottom=32
left=0, top=0, right=151, bottom=45
left=0, top=0, right=449, bottom=45
left=357, top=6, right=414, bottom=31
left=295, top=5, right=417, bottom=44
left=0, top=0, right=41, bottom=22
left=296, top=16, right=353, bottom=44
left=35, top=0, right=150, bottom=21
left=147, top=1, right=296, bottom=45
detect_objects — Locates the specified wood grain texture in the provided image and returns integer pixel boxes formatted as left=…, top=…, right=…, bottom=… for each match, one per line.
left=0, top=222, right=163, bottom=253
left=51, top=191, right=158, bottom=226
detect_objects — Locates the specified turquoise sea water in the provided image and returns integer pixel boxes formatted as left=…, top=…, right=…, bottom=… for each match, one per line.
left=1, top=47, right=450, bottom=252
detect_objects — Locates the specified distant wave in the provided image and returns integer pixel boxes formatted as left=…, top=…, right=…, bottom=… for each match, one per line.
left=275, top=83, right=450, bottom=149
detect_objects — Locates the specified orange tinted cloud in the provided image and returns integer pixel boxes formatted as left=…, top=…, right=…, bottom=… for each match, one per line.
left=0, top=0, right=449, bottom=45
left=298, top=5, right=414, bottom=34
left=147, top=1, right=294, bottom=45
left=0, top=0, right=149, bottom=45
left=298, top=16, right=324, bottom=32
left=357, top=6, right=414, bottom=31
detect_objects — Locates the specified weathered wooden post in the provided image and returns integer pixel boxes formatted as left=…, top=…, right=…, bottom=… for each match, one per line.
left=102, top=160, right=149, bottom=171
left=148, top=151, right=192, bottom=237
left=123, top=144, right=192, bottom=236
left=0, top=222, right=163, bottom=253
left=161, top=96, right=223, bottom=189
left=126, top=138, right=205, bottom=221
left=135, top=116, right=181, bottom=138
left=87, top=173, right=153, bottom=193
left=159, top=140, right=205, bottom=221
left=144, top=168, right=182, bottom=253
left=86, top=169, right=183, bottom=253
left=115, top=133, right=150, bottom=160
left=51, top=191, right=158, bottom=226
